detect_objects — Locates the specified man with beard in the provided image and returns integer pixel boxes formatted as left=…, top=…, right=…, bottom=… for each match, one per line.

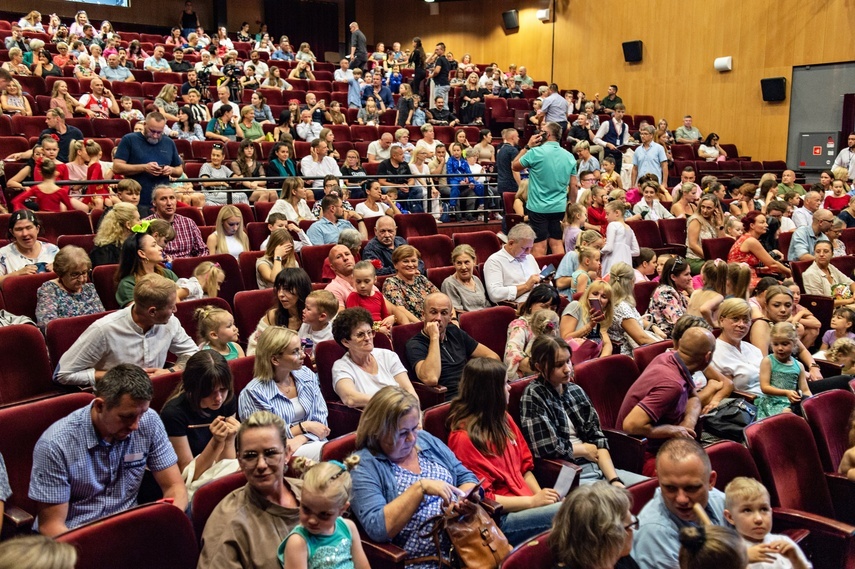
left=307, top=195, right=355, bottom=245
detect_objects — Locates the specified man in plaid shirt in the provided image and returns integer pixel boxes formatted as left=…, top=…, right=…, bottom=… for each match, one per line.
left=145, top=186, right=206, bottom=259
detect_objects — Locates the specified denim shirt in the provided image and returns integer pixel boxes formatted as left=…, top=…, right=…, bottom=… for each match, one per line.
left=351, top=430, right=478, bottom=542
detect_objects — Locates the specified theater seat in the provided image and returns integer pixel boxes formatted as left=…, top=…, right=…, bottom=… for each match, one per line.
left=45, top=310, right=112, bottom=370
left=407, top=234, right=453, bottom=270
left=701, top=237, right=735, bottom=262
left=803, top=390, right=855, bottom=473
left=452, top=231, right=501, bottom=268
left=0, top=324, right=64, bottom=408
left=174, top=296, right=232, bottom=343
left=459, top=305, right=516, bottom=357
left=238, top=250, right=265, bottom=290
left=36, top=211, right=92, bottom=243
left=632, top=340, right=673, bottom=373
left=171, top=254, right=242, bottom=308
left=300, top=243, right=336, bottom=282
left=393, top=213, right=437, bottom=238
left=233, top=288, right=275, bottom=344
left=1, top=271, right=57, bottom=321
left=501, top=531, right=552, bottom=569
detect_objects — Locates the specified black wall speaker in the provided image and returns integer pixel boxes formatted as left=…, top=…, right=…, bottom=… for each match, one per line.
left=622, top=40, right=643, bottom=63
left=760, top=77, right=787, bottom=102
left=502, top=10, right=519, bottom=30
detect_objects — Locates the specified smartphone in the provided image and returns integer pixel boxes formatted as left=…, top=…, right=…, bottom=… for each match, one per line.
left=461, top=478, right=484, bottom=503
left=540, top=264, right=555, bottom=278
left=590, top=298, right=602, bottom=313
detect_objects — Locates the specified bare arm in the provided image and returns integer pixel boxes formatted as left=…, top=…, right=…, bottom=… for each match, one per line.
left=334, top=377, right=373, bottom=408
left=414, top=324, right=441, bottom=385
left=151, top=464, right=189, bottom=512
left=36, top=502, right=70, bottom=537
left=622, top=405, right=697, bottom=439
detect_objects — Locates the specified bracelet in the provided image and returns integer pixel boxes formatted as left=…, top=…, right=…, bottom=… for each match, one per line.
left=524, top=145, right=531, bottom=150
left=298, top=422, right=307, bottom=435
left=274, top=256, right=283, bottom=262
left=609, top=477, right=624, bottom=485
left=810, top=362, right=820, bottom=369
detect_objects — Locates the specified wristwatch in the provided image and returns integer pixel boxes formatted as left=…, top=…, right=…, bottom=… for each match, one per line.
left=274, top=256, right=283, bottom=262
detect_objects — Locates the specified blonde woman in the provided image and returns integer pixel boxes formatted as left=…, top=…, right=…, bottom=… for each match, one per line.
left=408, top=146, right=434, bottom=213
left=18, top=11, right=44, bottom=31
left=206, top=205, right=250, bottom=259
left=90, top=202, right=140, bottom=267
left=269, top=177, right=315, bottom=222
left=2, top=48, right=31, bottom=76
left=237, top=105, right=265, bottom=143
left=154, top=84, right=180, bottom=122
left=50, top=80, right=92, bottom=118
left=1, top=80, right=32, bottom=116
left=73, top=54, right=94, bottom=79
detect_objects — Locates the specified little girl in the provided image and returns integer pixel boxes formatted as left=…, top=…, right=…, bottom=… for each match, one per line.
left=600, top=201, right=639, bottom=277
left=687, top=260, right=728, bottom=327
left=10, top=159, right=79, bottom=212
left=652, top=253, right=673, bottom=283
left=559, top=280, right=614, bottom=359
left=562, top=202, right=586, bottom=252
left=195, top=304, right=245, bottom=361
left=633, top=248, right=657, bottom=283
left=726, top=262, right=752, bottom=300
left=555, top=229, right=603, bottom=297
left=119, top=96, right=144, bottom=121
left=756, top=322, right=810, bottom=419
left=819, top=337, right=855, bottom=373
left=84, top=141, right=114, bottom=210
left=818, top=306, right=855, bottom=352
left=411, top=94, right=426, bottom=126
left=824, top=178, right=850, bottom=211
left=178, top=260, right=226, bottom=301
left=279, top=457, right=370, bottom=569
left=568, top=246, right=600, bottom=297
left=345, top=261, right=396, bottom=334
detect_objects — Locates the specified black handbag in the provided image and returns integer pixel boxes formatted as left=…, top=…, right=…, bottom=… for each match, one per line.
left=702, top=398, right=757, bottom=442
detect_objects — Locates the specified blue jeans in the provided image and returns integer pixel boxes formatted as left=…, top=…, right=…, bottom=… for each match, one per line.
left=499, top=501, right=562, bottom=546
left=434, top=85, right=450, bottom=108
left=576, top=461, right=649, bottom=487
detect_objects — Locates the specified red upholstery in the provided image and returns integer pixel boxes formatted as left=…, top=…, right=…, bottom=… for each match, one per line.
left=0, top=136, right=30, bottom=160
left=1, top=271, right=56, bottom=320
left=779, top=231, right=794, bottom=261
left=36, top=211, right=92, bottom=243
left=706, top=440, right=762, bottom=489
left=452, top=231, right=501, bottom=266
left=191, top=471, right=246, bottom=544
left=350, top=125, right=377, bottom=142
left=427, top=265, right=456, bottom=290
left=840, top=228, right=855, bottom=255
left=393, top=213, right=437, bottom=238
left=0, top=324, right=63, bottom=407
left=800, top=295, right=834, bottom=341
left=632, top=340, right=673, bottom=373
left=57, top=233, right=96, bottom=251
left=0, top=392, right=94, bottom=533
left=45, top=311, right=112, bottom=370
left=830, top=256, right=855, bottom=282
left=300, top=243, right=336, bottom=283
left=573, top=355, right=639, bottom=430
left=789, top=259, right=812, bottom=293
left=321, top=432, right=358, bottom=462
left=228, top=355, right=256, bottom=397
left=315, top=339, right=349, bottom=402
left=701, top=237, right=735, bottom=262
left=171, top=254, right=242, bottom=308
left=501, top=531, right=552, bottom=569
left=174, top=296, right=232, bottom=343
left=408, top=234, right=454, bottom=270
left=92, top=264, right=120, bottom=310
left=92, top=118, right=132, bottom=138
left=390, top=321, right=424, bottom=377
left=803, top=390, right=855, bottom=473
left=633, top=281, right=658, bottom=315
left=233, top=288, right=275, bottom=342
left=657, top=217, right=688, bottom=252
left=629, top=478, right=660, bottom=515
left=423, top=402, right=452, bottom=443
left=459, top=305, right=516, bottom=357
left=151, top=369, right=183, bottom=412
left=507, top=376, right=536, bottom=429
left=626, top=220, right=680, bottom=255
left=238, top=250, right=265, bottom=290
left=202, top=203, right=256, bottom=225
left=175, top=206, right=206, bottom=226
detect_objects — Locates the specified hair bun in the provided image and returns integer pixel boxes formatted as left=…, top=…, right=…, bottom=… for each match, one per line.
left=678, top=526, right=706, bottom=554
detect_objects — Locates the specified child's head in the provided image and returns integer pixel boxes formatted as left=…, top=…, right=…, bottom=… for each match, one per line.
left=770, top=321, right=798, bottom=358
left=530, top=309, right=559, bottom=338
left=604, top=200, right=625, bottom=221
left=578, top=246, right=601, bottom=275
left=193, top=260, right=225, bottom=298
left=633, top=247, right=656, bottom=276
left=577, top=229, right=604, bottom=251
left=602, top=155, right=615, bottom=173
left=115, top=178, right=142, bottom=205
left=302, top=289, right=338, bottom=325
left=194, top=304, right=236, bottom=344
left=656, top=254, right=673, bottom=277
left=352, top=260, right=377, bottom=297
left=266, top=212, right=288, bottom=233
left=781, top=278, right=800, bottom=306
left=724, top=477, right=772, bottom=543
left=700, top=260, right=727, bottom=296
left=831, top=306, right=855, bottom=333
left=678, top=525, right=747, bottom=569
left=292, top=456, right=361, bottom=533
left=465, top=147, right=479, bottom=163
left=385, top=187, right=399, bottom=200
left=120, top=95, right=134, bottom=110
left=147, top=218, right=176, bottom=247
left=564, top=202, right=586, bottom=227
left=826, top=337, right=855, bottom=368
left=726, top=263, right=751, bottom=300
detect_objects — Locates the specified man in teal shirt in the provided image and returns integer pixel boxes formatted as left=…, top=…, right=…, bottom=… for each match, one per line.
left=512, top=122, right=577, bottom=256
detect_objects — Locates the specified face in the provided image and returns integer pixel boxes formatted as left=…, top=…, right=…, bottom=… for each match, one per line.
left=606, top=208, right=623, bottom=222
left=299, top=488, right=344, bottom=536
left=274, top=335, right=304, bottom=373
left=276, top=145, right=290, bottom=161
left=453, top=253, right=475, bottom=280
left=782, top=170, right=796, bottom=184
left=507, top=238, right=534, bottom=261
left=94, top=394, right=150, bottom=443
left=144, top=119, right=166, bottom=145
left=545, top=348, right=574, bottom=388
left=671, top=263, right=693, bottom=292
left=698, top=199, right=716, bottom=219
left=239, top=426, right=288, bottom=494
left=60, top=264, right=89, bottom=294
left=680, top=170, right=696, bottom=185
left=435, top=98, right=445, bottom=110
left=138, top=234, right=164, bottom=264
left=424, top=295, right=453, bottom=336
left=376, top=220, right=396, bottom=246
left=380, top=408, right=420, bottom=463
left=12, top=218, right=39, bottom=248
left=643, top=187, right=656, bottom=202
left=833, top=180, right=846, bottom=195
left=767, top=293, right=793, bottom=323
left=749, top=214, right=768, bottom=236
left=353, top=268, right=376, bottom=296
left=721, top=312, right=750, bottom=341
left=805, top=192, right=822, bottom=210
left=726, top=495, right=772, bottom=543
left=395, top=254, right=420, bottom=278
left=276, top=285, right=299, bottom=312
left=199, top=381, right=230, bottom=410
left=329, top=245, right=354, bottom=275
left=435, top=146, right=446, bottom=160
left=450, top=145, right=462, bottom=159
left=658, top=454, right=714, bottom=522
left=814, top=242, right=832, bottom=266
left=391, top=147, right=404, bottom=164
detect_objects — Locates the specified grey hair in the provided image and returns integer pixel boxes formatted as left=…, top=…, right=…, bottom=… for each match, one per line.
left=338, top=228, right=363, bottom=252
left=95, top=364, right=153, bottom=408
left=507, top=223, right=536, bottom=242
left=641, top=124, right=655, bottom=135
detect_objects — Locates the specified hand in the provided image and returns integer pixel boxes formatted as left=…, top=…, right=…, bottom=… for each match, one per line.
left=209, top=416, right=232, bottom=443
left=577, top=443, right=600, bottom=462
left=747, top=544, right=777, bottom=564
left=287, top=222, right=301, bottom=233
left=301, top=420, right=330, bottom=439
left=529, top=488, right=560, bottom=508
left=664, top=425, right=696, bottom=439
left=15, top=264, right=38, bottom=276
left=786, top=390, right=802, bottom=403
left=419, top=479, right=465, bottom=504
left=424, top=321, right=440, bottom=341
left=590, top=309, right=605, bottom=324
left=144, top=162, right=162, bottom=175
left=527, top=132, right=543, bottom=148
left=768, top=540, right=801, bottom=563
left=274, top=243, right=292, bottom=258
left=380, top=315, right=396, bottom=330
left=809, top=367, right=822, bottom=381
left=145, top=367, right=172, bottom=377
left=161, top=165, right=173, bottom=177
left=525, top=274, right=542, bottom=289
left=285, top=437, right=304, bottom=455
left=607, top=143, right=616, bottom=150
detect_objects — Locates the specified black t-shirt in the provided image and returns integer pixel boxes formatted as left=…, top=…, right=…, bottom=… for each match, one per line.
left=406, top=325, right=478, bottom=398
left=181, top=11, right=197, bottom=29
left=396, top=97, right=414, bottom=127
left=170, top=60, right=192, bottom=73
left=161, top=391, right=237, bottom=457
left=496, top=143, right=520, bottom=192
left=433, top=56, right=450, bottom=86
left=181, top=81, right=201, bottom=97
left=89, top=243, right=121, bottom=268
left=41, top=126, right=84, bottom=163
left=351, top=30, right=367, bottom=57
left=377, top=159, right=411, bottom=185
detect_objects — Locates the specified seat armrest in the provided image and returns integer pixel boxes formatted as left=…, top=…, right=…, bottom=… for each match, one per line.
left=772, top=507, right=855, bottom=569
left=664, top=244, right=688, bottom=256
left=360, top=539, right=409, bottom=565
left=3, top=505, right=34, bottom=529
left=412, top=382, right=447, bottom=409
left=826, top=472, right=855, bottom=525
left=532, top=458, right=581, bottom=491
left=780, top=528, right=810, bottom=545
left=732, top=390, right=757, bottom=404
left=771, top=507, right=855, bottom=536
left=603, top=429, right=647, bottom=474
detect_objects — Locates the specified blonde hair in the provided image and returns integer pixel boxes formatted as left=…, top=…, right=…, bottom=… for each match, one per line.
left=577, top=229, right=603, bottom=251
left=236, top=410, right=289, bottom=452
left=701, top=260, right=728, bottom=296
left=264, top=228, right=298, bottom=267
left=156, top=83, right=177, bottom=102
left=609, top=261, right=636, bottom=307
left=515, top=179, right=529, bottom=203
left=194, top=304, right=231, bottom=343
left=577, top=246, right=600, bottom=266
left=355, top=386, right=421, bottom=453
left=292, top=456, right=361, bottom=509
left=148, top=218, right=176, bottom=242
left=604, top=200, right=625, bottom=215
left=577, top=188, right=593, bottom=208
left=530, top=309, right=559, bottom=338
left=451, top=244, right=476, bottom=264
left=724, top=476, right=770, bottom=510
left=253, top=326, right=299, bottom=381
left=134, top=273, right=178, bottom=310
left=726, top=263, right=751, bottom=301
left=94, top=202, right=137, bottom=247
left=564, top=202, right=586, bottom=226
left=0, top=535, right=77, bottom=569
left=214, top=205, right=250, bottom=254
left=770, top=321, right=798, bottom=344
left=579, top=280, right=613, bottom=324
left=68, top=139, right=101, bottom=162
left=307, top=289, right=340, bottom=319
left=825, top=337, right=855, bottom=365
left=193, top=261, right=225, bottom=298
left=718, top=297, right=751, bottom=320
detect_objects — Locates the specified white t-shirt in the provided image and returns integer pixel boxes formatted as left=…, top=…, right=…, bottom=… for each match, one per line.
left=268, top=199, right=314, bottom=223
left=743, top=533, right=811, bottom=569
left=711, top=338, right=764, bottom=395
left=332, top=348, right=407, bottom=397
left=0, top=242, right=59, bottom=275
left=176, top=276, right=205, bottom=300
left=298, top=321, right=334, bottom=344
left=355, top=201, right=389, bottom=218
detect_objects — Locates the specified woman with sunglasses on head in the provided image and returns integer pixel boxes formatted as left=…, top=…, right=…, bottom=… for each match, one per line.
left=726, top=210, right=791, bottom=289
left=648, top=256, right=693, bottom=339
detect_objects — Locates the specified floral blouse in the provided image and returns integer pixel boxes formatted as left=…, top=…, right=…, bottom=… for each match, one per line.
left=648, top=285, right=688, bottom=339
left=504, top=317, right=533, bottom=380
left=35, top=280, right=105, bottom=331
left=382, top=274, right=438, bottom=320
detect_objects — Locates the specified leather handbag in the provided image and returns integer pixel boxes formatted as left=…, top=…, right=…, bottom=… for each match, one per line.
left=412, top=500, right=511, bottom=568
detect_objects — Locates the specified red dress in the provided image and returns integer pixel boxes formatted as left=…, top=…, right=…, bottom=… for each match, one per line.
left=345, top=290, right=389, bottom=321
left=727, top=233, right=761, bottom=288
left=587, top=205, right=608, bottom=235
left=11, top=185, right=74, bottom=212
left=824, top=194, right=850, bottom=211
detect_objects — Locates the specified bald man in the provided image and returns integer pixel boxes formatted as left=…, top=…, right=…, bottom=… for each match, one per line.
left=616, top=327, right=714, bottom=476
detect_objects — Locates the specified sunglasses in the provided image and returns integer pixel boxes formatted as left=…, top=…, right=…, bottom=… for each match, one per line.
left=212, top=143, right=224, bottom=150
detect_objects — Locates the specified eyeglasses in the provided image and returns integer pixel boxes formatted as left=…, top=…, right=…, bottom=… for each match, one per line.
left=625, top=515, right=639, bottom=531
left=351, top=329, right=376, bottom=341
left=66, top=271, right=88, bottom=280
left=239, top=448, right=284, bottom=466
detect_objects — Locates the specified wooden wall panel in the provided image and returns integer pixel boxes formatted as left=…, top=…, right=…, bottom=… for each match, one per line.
left=363, top=0, right=855, bottom=163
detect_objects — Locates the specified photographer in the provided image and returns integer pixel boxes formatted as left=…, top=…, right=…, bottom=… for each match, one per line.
left=512, top=122, right=578, bottom=256
left=219, top=54, right=243, bottom=103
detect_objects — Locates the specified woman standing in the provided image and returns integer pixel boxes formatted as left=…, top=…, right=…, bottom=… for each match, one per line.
left=648, top=256, right=693, bottom=338
left=473, top=129, right=495, bottom=162
left=382, top=245, right=438, bottom=323
left=727, top=211, right=791, bottom=288
left=408, top=37, right=427, bottom=97
left=686, top=194, right=724, bottom=274
left=35, top=245, right=104, bottom=331
left=239, top=326, right=329, bottom=460
left=441, top=244, right=489, bottom=313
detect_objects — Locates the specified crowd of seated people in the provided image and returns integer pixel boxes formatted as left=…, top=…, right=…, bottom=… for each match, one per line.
left=1, top=9, right=855, bottom=569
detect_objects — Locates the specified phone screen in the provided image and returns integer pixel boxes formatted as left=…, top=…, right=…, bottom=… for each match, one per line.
left=540, top=264, right=555, bottom=278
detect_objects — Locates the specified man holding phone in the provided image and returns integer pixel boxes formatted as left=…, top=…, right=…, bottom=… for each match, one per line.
left=512, top=122, right=578, bottom=257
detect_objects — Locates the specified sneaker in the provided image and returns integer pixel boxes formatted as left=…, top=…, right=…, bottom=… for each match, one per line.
left=491, top=212, right=503, bottom=221
left=464, top=214, right=476, bottom=222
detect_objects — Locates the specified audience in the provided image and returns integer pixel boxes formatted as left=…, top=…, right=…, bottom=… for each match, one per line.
left=35, top=245, right=104, bottom=331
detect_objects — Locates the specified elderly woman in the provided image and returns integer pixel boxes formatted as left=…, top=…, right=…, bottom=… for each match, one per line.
left=197, top=411, right=302, bottom=569
left=727, top=211, right=791, bottom=288
left=239, top=326, right=329, bottom=460
left=1, top=80, right=32, bottom=116
left=90, top=202, right=140, bottom=267
left=35, top=245, right=105, bottom=331
left=648, top=256, right=693, bottom=338
left=802, top=240, right=855, bottom=304
left=332, top=308, right=417, bottom=408
left=2, top=48, right=32, bottom=76
left=712, top=297, right=769, bottom=397
left=550, top=483, right=638, bottom=569
left=382, top=245, right=439, bottom=323
left=350, top=386, right=479, bottom=565
left=441, top=244, right=489, bottom=313
left=0, top=210, right=60, bottom=286
left=448, top=358, right=562, bottom=545
left=520, top=335, right=646, bottom=487
left=237, top=105, right=265, bottom=143
left=686, top=194, right=724, bottom=274
left=504, top=284, right=561, bottom=379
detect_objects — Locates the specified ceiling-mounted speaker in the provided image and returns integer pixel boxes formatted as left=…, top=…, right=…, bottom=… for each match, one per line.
left=622, top=40, right=643, bottom=63
left=502, top=10, right=519, bottom=30
left=714, top=56, right=732, bottom=72
left=760, top=77, right=787, bottom=102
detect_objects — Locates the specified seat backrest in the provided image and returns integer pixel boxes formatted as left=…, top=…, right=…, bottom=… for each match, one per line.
left=633, top=281, right=658, bottom=315
left=632, top=340, right=673, bottom=373
left=45, top=310, right=112, bottom=370
left=315, top=339, right=347, bottom=401
left=233, top=288, right=275, bottom=343
left=800, top=295, right=833, bottom=340
left=658, top=217, right=687, bottom=246
left=500, top=531, right=553, bottom=569
left=1, top=271, right=56, bottom=320
left=36, top=211, right=92, bottom=243
left=228, top=355, right=256, bottom=397
left=393, top=213, right=437, bottom=238
left=629, top=477, right=660, bottom=515
left=191, top=471, right=247, bottom=544
left=0, top=392, right=95, bottom=518
left=0, top=324, right=58, bottom=407
left=627, top=220, right=664, bottom=248
left=745, top=413, right=836, bottom=518
left=830, top=255, right=855, bottom=282
left=171, top=254, right=242, bottom=308
left=427, top=265, right=456, bottom=290
left=390, top=321, right=424, bottom=376
left=238, top=250, right=265, bottom=290
left=701, top=237, right=735, bottom=261
left=507, top=376, right=536, bottom=428
left=174, top=296, right=233, bottom=343
left=573, top=355, right=640, bottom=429
left=459, top=305, right=516, bottom=357
left=300, top=244, right=335, bottom=282
left=408, top=234, right=454, bottom=270
left=706, top=440, right=762, bottom=491
left=151, top=369, right=184, bottom=412
left=92, top=264, right=120, bottom=311
left=802, top=390, right=855, bottom=473
left=452, top=231, right=501, bottom=266
left=423, top=402, right=453, bottom=444
left=320, top=432, right=357, bottom=462
left=789, top=259, right=812, bottom=293
left=778, top=231, right=794, bottom=261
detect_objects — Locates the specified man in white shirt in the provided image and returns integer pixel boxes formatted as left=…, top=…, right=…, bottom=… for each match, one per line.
left=296, top=109, right=323, bottom=142
left=211, top=85, right=239, bottom=116
left=248, top=50, right=269, bottom=80
left=833, top=132, right=855, bottom=182
left=300, top=139, right=342, bottom=190
left=594, top=104, right=630, bottom=171
left=334, top=59, right=352, bottom=83
left=792, top=189, right=822, bottom=228
left=483, top=223, right=542, bottom=304
left=367, top=133, right=394, bottom=163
